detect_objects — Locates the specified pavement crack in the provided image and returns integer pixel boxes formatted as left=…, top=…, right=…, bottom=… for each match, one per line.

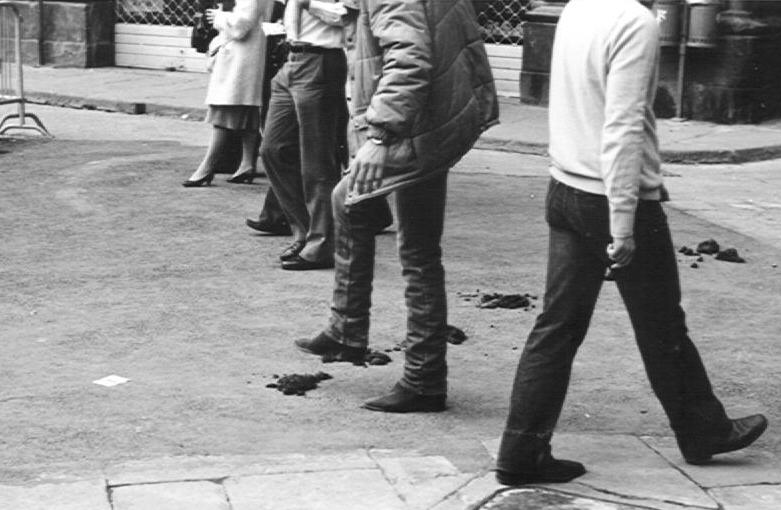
left=637, top=436, right=721, bottom=508
left=566, top=481, right=715, bottom=509
left=365, top=449, right=408, bottom=504
left=425, top=470, right=488, bottom=510
left=220, top=479, right=235, bottom=510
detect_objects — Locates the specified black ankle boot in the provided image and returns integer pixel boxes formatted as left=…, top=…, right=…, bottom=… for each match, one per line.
left=496, top=446, right=586, bottom=485
left=294, top=332, right=366, bottom=364
left=362, top=383, right=446, bottom=413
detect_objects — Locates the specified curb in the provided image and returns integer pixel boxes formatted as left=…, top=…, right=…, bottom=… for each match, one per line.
left=26, top=92, right=207, bottom=122
left=24, top=92, right=781, bottom=164
left=476, top=135, right=781, bottom=165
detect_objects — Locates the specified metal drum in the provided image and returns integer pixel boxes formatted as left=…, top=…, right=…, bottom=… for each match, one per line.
left=687, top=0, right=722, bottom=47
left=655, top=0, right=684, bottom=46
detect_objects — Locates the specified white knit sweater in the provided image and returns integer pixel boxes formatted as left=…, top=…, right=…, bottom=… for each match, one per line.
left=548, top=0, right=664, bottom=239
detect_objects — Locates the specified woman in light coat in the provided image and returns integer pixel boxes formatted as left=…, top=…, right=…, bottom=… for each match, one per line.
left=183, top=0, right=273, bottom=186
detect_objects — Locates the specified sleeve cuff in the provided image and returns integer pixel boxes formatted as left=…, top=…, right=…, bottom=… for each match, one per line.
left=367, top=124, right=397, bottom=144
left=609, top=209, right=635, bottom=240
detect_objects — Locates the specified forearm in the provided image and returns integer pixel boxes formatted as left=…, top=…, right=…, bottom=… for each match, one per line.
left=301, top=0, right=353, bottom=26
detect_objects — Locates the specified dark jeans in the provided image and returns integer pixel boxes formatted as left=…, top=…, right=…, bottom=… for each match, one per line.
left=260, top=49, right=347, bottom=264
left=497, top=178, right=730, bottom=473
left=325, top=173, right=449, bottom=395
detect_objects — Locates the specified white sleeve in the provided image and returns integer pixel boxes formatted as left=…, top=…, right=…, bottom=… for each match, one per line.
left=601, top=11, right=659, bottom=239
left=212, top=0, right=263, bottom=41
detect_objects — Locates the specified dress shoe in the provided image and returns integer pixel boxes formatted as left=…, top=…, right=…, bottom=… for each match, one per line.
left=181, top=174, right=213, bottom=187
left=495, top=446, right=586, bottom=485
left=294, top=332, right=366, bottom=363
left=226, top=170, right=256, bottom=184
left=679, top=414, right=768, bottom=465
left=362, top=383, right=446, bottom=413
left=281, top=255, right=334, bottom=271
left=245, top=217, right=292, bottom=236
left=279, top=241, right=305, bottom=261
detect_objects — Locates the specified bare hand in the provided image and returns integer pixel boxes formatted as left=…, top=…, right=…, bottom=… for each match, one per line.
left=205, top=8, right=218, bottom=23
left=606, top=236, right=636, bottom=268
left=348, top=141, right=388, bottom=196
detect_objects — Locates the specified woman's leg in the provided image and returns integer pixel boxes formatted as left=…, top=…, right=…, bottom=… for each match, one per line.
left=229, top=128, right=260, bottom=179
left=187, top=126, right=231, bottom=181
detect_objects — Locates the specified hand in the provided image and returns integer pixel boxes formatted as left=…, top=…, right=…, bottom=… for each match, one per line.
left=205, top=8, right=218, bottom=23
left=606, top=236, right=636, bottom=269
left=347, top=141, right=388, bottom=196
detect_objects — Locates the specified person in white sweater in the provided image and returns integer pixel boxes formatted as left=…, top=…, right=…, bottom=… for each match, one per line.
left=495, top=0, right=767, bottom=486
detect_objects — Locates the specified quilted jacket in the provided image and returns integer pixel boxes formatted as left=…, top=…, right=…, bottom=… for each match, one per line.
left=344, top=0, right=499, bottom=204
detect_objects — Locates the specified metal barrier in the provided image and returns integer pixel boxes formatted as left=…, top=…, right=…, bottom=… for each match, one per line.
left=0, top=1, right=51, bottom=136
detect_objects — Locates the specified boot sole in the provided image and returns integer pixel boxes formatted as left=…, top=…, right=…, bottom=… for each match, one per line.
left=495, top=467, right=586, bottom=485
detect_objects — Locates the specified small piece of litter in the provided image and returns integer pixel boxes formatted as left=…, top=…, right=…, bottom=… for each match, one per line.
left=93, top=375, right=130, bottom=387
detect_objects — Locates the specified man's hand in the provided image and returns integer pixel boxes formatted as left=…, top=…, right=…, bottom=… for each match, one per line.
left=606, top=236, right=636, bottom=268
left=205, top=7, right=219, bottom=23
left=348, top=141, right=388, bottom=196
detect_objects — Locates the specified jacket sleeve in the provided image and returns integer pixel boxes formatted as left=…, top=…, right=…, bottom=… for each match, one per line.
left=213, top=0, right=262, bottom=41
left=364, top=0, right=432, bottom=140
left=601, top=9, right=659, bottom=239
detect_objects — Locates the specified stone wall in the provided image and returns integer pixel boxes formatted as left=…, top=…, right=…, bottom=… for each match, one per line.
left=7, top=0, right=114, bottom=67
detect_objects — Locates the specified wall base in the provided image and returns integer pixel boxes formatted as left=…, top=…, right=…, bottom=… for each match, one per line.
left=9, top=0, right=114, bottom=67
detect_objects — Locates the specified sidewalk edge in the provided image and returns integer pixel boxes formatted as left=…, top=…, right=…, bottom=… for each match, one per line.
left=22, top=93, right=781, bottom=164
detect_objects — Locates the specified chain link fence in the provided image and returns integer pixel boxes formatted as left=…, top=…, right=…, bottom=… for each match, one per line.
left=116, top=0, right=526, bottom=45
left=474, top=0, right=527, bottom=45
left=116, top=0, right=199, bottom=26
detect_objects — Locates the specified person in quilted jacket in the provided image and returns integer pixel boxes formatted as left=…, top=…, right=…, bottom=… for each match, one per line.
left=294, top=0, right=499, bottom=412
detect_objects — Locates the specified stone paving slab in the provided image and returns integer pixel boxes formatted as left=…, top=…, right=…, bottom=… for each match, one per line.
left=0, top=479, right=110, bottom=510
left=111, top=481, right=229, bottom=510
left=105, top=451, right=375, bottom=486
left=708, top=485, right=781, bottom=510
left=372, top=455, right=474, bottom=509
left=226, top=469, right=407, bottom=510
left=482, top=434, right=718, bottom=509
left=641, top=436, right=781, bottom=488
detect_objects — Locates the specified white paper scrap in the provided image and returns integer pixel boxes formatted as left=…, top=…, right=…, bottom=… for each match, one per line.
left=262, top=22, right=286, bottom=36
left=93, top=375, right=130, bottom=387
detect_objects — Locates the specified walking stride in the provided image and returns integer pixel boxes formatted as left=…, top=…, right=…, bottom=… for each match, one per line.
left=495, top=0, right=767, bottom=486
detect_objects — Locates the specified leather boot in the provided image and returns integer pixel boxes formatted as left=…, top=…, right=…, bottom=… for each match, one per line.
left=678, top=414, right=768, bottom=465
left=495, top=445, right=585, bottom=485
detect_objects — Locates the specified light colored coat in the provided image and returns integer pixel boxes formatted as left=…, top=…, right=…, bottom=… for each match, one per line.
left=205, top=0, right=273, bottom=106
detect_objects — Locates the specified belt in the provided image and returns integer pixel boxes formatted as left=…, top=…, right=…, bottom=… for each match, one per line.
left=288, top=44, right=340, bottom=54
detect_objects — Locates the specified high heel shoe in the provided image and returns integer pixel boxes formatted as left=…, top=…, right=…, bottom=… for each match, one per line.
left=226, top=170, right=256, bottom=184
left=182, top=174, right=214, bottom=187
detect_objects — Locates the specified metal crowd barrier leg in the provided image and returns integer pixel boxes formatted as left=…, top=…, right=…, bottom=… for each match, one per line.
left=0, top=1, right=51, bottom=137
